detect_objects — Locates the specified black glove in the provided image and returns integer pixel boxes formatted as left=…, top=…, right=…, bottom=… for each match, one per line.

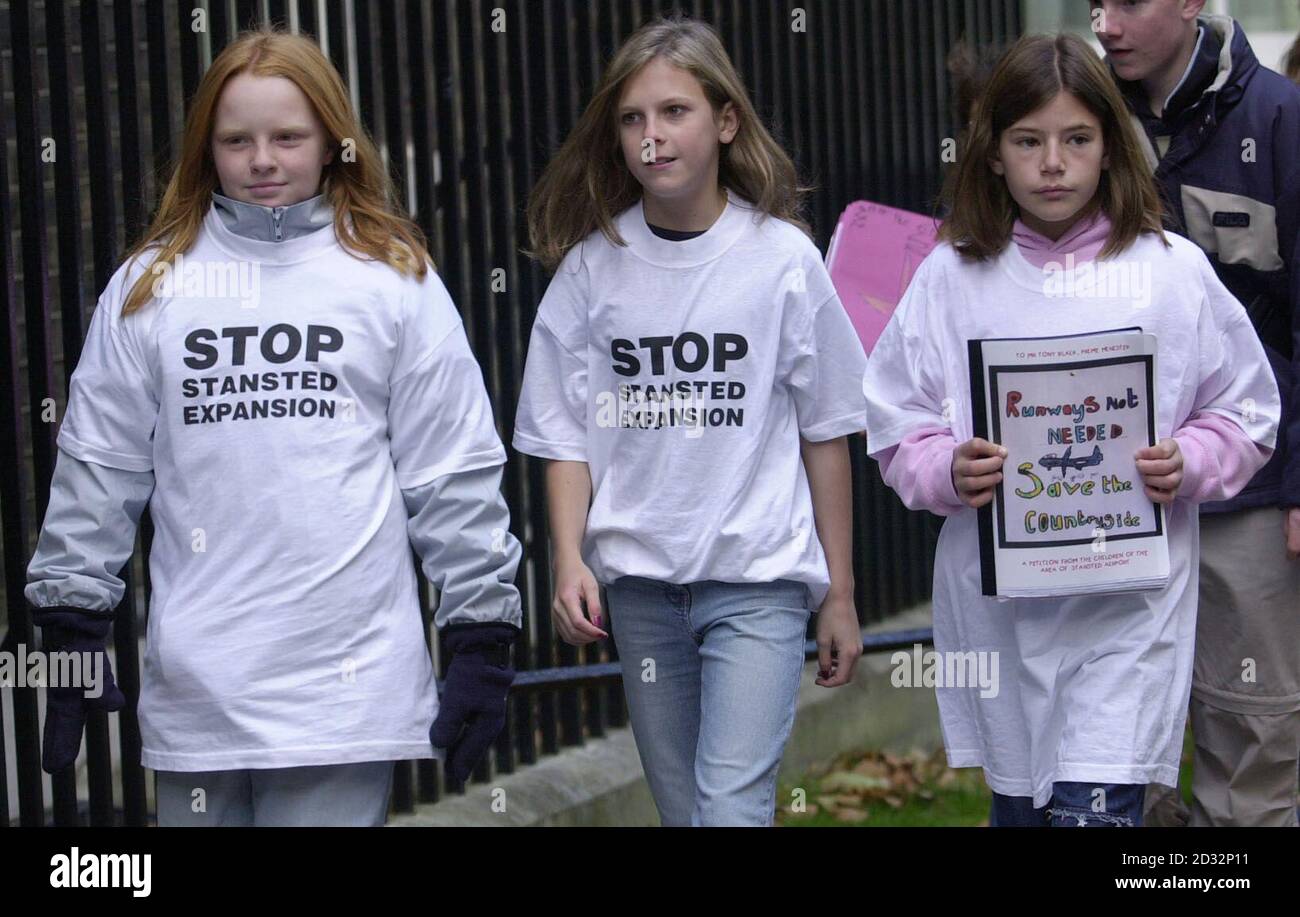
left=431, top=622, right=518, bottom=784
left=31, top=607, right=126, bottom=774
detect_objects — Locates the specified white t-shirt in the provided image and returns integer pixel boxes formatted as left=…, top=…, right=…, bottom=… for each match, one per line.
left=58, top=206, right=507, bottom=771
left=863, top=233, right=1280, bottom=806
left=513, top=191, right=868, bottom=607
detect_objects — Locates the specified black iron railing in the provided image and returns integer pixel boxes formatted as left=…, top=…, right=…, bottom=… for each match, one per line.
left=0, top=0, right=1020, bottom=826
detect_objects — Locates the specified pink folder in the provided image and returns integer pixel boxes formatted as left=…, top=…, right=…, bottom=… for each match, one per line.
left=825, top=201, right=942, bottom=355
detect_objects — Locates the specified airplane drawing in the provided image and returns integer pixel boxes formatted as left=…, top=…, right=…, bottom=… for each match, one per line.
left=1038, top=445, right=1103, bottom=478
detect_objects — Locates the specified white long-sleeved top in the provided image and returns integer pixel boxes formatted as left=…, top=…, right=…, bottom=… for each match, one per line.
left=26, top=196, right=522, bottom=771
left=862, top=233, right=1279, bottom=806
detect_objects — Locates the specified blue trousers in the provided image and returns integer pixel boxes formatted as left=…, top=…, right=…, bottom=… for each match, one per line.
left=991, top=782, right=1146, bottom=827
left=155, top=761, right=395, bottom=827
left=606, top=576, right=811, bottom=827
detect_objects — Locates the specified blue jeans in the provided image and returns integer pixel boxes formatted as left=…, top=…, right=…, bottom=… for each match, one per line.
left=155, top=761, right=395, bottom=826
left=991, top=782, right=1146, bottom=827
left=605, top=576, right=812, bottom=827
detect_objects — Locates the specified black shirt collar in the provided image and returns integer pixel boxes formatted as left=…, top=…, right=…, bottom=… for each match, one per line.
left=646, top=222, right=707, bottom=242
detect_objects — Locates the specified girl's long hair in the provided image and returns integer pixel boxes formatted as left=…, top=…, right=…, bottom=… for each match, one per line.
left=121, top=27, right=430, bottom=316
left=938, top=32, right=1166, bottom=262
left=526, top=15, right=810, bottom=273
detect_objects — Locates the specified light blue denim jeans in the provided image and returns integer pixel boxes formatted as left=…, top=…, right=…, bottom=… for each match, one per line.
left=155, top=761, right=395, bottom=826
left=605, top=575, right=812, bottom=827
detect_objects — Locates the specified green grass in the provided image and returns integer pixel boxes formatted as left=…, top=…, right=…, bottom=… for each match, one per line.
left=777, top=727, right=1198, bottom=827
left=777, top=749, right=992, bottom=827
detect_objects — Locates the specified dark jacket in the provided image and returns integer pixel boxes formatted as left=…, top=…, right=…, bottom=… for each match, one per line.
left=1114, top=16, right=1300, bottom=513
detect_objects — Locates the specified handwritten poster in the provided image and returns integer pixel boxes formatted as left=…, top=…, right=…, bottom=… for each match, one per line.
left=825, top=201, right=941, bottom=355
left=968, top=328, right=1170, bottom=598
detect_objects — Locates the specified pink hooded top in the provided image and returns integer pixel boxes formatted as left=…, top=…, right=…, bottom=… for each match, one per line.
left=874, top=212, right=1272, bottom=514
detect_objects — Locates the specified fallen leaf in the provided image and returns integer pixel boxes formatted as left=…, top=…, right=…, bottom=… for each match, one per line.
left=852, top=759, right=892, bottom=780
left=821, top=771, right=892, bottom=794
left=832, top=806, right=869, bottom=822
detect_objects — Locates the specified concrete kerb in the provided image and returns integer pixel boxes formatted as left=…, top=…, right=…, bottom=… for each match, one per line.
left=388, top=601, right=941, bottom=827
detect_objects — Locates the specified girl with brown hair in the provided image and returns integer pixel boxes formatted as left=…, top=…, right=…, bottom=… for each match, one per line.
left=863, top=32, right=1279, bottom=826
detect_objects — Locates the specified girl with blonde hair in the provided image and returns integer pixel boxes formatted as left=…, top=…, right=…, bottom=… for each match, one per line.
left=515, top=16, right=868, bottom=826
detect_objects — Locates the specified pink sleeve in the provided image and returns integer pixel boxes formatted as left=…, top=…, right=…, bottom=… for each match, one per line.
left=1173, top=411, right=1274, bottom=504
left=873, top=428, right=968, bottom=516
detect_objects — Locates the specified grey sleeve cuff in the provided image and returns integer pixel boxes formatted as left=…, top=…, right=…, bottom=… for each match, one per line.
left=25, top=447, right=155, bottom=613
left=401, top=463, right=524, bottom=631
